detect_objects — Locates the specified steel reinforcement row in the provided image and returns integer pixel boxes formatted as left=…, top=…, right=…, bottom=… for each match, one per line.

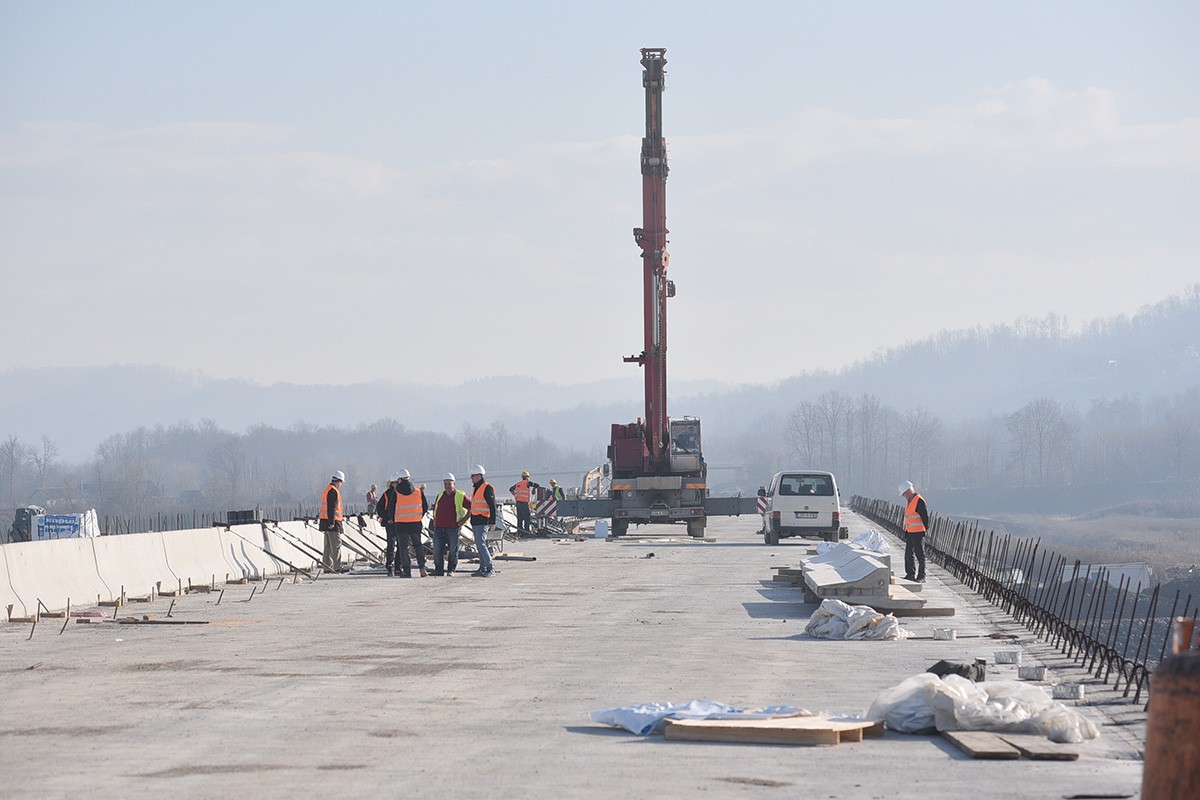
left=851, top=495, right=1196, bottom=704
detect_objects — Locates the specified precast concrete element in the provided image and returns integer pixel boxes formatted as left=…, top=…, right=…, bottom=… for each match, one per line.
left=0, top=544, right=28, bottom=619
left=160, top=528, right=239, bottom=589
left=220, top=525, right=285, bottom=581
left=262, top=523, right=321, bottom=572
left=2, top=537, right=115, bottom=614
left=809, top=542, right=891, bottom=570
left=803, top=545, right=891, bottom=600
left=93, top=531, right=180, bottom=601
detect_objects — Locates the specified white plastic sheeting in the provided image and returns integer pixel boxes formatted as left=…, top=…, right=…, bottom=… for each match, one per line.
left=866, top=673, right=1100, bottom=744
left=816, top=529, right=887, bottom=555
left=804, top=598, right=909, bottom=640
left=590, top=701, right=812, bottom=736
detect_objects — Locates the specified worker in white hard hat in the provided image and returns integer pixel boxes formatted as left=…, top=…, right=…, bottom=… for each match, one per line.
left=509, top=470, right=541, bottom=539
left=430, top=472, right=469, bottom=576
left=378, top=472, right=402, bottom=576
left=898, top=480, right=929, bottom=582
left=318, top=470, right=346, bottom=573
left=468, top=465, right=497, bottom=577
left=390, top=469, right=428, bottom=578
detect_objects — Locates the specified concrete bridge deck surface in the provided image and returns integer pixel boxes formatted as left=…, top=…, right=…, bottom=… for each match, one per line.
left=0, top=510, right=1144, bottom=799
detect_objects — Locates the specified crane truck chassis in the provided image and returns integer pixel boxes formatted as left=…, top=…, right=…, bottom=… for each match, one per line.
left=555, top=48, right=757, bottom=538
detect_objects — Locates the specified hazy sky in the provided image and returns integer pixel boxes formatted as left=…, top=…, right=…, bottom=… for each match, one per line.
left=2, top=2, right=1197, bottom=387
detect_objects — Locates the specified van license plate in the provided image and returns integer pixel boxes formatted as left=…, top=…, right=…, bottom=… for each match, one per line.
left=794, top=511, right=818, bottom=519
left=651, top=510, right=668, bottom=517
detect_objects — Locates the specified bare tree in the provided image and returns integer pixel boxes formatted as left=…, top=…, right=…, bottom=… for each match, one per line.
left=30, top=435, right=59, bottom=489
left=786, top=400, right=820, bottom=466
left=0, top=434, right=31, bottom=508
left=897, top=408, right=941, bottom=485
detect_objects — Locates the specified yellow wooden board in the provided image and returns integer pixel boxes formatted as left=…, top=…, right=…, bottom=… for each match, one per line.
left=663, top=716, right=881, bottom=747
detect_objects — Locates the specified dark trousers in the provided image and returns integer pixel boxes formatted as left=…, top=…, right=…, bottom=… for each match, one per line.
left=905, top=532, right=926, bottom=580
left=396, top=522, right=425, bottom=575
left=432, top=526, right=459, bottom=574
left=385, top=524, right=402, bottom=569
left=516, top=503, right=532, bottom=535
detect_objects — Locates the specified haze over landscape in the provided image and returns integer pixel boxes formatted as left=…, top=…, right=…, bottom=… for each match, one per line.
left=2, top=3, right=1197, bottom=576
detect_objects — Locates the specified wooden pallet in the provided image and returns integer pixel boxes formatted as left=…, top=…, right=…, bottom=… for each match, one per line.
left=663, top=716, right=883, bottom=746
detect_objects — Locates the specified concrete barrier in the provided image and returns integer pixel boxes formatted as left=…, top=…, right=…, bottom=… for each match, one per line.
left=3, top=537, right=116, bottom=614
left=262, top=523, right=321, bottom=572
left=0, top=544, right=32, bottom=619
left=221, top=525, right=285, bottom=580
left=93, top=531, right=180, bottom=601
left=160, top=528, right=239, bottom=589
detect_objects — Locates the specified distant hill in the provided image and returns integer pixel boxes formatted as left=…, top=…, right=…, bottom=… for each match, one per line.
left=2, top=285, right=1196, bottom=462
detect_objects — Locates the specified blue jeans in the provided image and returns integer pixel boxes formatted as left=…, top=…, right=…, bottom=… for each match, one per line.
left=433, top=526, right=460, bottom=573
left=472, top=523, right=494, bottom=574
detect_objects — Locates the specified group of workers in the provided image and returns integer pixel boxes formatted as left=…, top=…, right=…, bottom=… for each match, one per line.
left=316, top=467, right=566, bottom=579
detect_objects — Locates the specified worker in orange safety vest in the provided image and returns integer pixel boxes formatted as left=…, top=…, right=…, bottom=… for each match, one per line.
left=898, top=480, right=929, bottom=582
left=508, top=470, right=541, bottom=538
left=318, top=470, right=346, bottom=573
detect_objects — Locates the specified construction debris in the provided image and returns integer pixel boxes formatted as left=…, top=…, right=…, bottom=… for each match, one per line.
left=664, top=715, right=883, bottom=746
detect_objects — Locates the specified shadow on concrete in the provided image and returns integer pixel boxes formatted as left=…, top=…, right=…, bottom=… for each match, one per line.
left=742, top=601, right=815, bottom=620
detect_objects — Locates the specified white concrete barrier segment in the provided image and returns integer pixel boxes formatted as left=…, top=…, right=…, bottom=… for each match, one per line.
left=221, top=525, right=284, bottom=580
left=160, top=528, right=238, bottom=588
left=0, top=544, right=32, bottom=618
left=264, top=523, right=321, bottom=571
left=3, top=537, right=116, bottom=614
left=93, top=531, right=180, bottom=601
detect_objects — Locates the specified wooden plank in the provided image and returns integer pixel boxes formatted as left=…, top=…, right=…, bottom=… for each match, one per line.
left=942, top=731, right=1021, bottom=759
left=997, top=734, right=1080, bottom=761
left=662, top=716, right=876, bottom=747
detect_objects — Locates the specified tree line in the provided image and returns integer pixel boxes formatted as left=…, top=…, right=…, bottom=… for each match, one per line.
left=1, top=418, right=592, bottom=528
left=744, top=388, right=1200, bottom=506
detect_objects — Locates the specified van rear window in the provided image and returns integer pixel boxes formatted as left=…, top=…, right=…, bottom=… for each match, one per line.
left=779, top=475, right=834, bottom=497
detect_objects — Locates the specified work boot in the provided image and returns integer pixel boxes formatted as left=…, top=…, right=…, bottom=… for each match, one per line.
left=386, top=566, right=394, bottom=577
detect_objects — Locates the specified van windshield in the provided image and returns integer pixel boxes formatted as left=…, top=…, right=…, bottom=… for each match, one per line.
left=778, top=475, right=834, bottom=497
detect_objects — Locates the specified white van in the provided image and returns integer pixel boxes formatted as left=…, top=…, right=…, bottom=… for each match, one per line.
left=759, top=470, right=844, bottom=545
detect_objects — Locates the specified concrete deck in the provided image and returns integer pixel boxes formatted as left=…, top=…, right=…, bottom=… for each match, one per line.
left=0, top=510, right=1145, bottom=799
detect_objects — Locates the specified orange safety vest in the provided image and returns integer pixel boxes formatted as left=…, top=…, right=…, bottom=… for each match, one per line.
left=904, top=493, right=926, bottom=533
left=393, top=488, right=425, bottom=523
left=513, top=479, right=531, bottom=503
left=319, top=483, right=343, bottom=522
left=470, top=481, right=492, bottom=517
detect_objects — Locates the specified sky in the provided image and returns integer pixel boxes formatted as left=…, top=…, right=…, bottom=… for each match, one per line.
left=2, top=1, right=1197, bottom=388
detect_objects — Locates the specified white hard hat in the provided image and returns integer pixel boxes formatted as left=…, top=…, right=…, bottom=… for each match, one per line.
left=332, top=470, right=346, bottom=482
left=396, top=468, right=411, bottom=480
left=898, top=481, right=914, bottom=495
left=389, top=471, right=401, bottom=483
left=470, top=464, right=486, bottom=476
left=443, top=472, right=456, bottom=481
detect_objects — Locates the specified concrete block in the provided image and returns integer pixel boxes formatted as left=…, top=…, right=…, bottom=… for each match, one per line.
left=2, top=537, right=116, bottom=614
left=160, top=528, right=238, bottom=589
left=93, top=531, right=180, bottom=601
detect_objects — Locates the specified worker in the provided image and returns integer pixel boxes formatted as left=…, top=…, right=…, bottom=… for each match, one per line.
left=366, top=483, right=377, bottom=514
left=509, top=470, right=540, bottom=538
left=549, top=478, right=565, bottom=501
left=899, top=480, right=929, bottom=582
left=378, top=473, right=402, bottom=576
left=468, top=464, right=497, bottom=577
left=375, top=478, right=393, bottom=523
left=392, top=469, right=429, bottom=578
left=430, top=472, right=469, bottom=576
left=318, top=470, right=346, bottom=573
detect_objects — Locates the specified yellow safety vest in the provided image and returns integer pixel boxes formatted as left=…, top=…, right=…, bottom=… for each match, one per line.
left=434, top=489, right=468, bottom=519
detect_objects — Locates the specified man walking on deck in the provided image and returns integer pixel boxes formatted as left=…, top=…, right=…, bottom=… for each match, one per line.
left=899, top=480, right=929, bottom=582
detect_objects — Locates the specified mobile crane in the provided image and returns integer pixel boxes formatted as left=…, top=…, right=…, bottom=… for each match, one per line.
left=556, top=48, right=755, bottom=538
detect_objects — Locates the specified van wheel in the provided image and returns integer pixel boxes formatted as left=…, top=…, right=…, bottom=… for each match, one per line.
left=610, top=519, right=628, bottom=538
left=767, top=527, right=780, bottom=546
